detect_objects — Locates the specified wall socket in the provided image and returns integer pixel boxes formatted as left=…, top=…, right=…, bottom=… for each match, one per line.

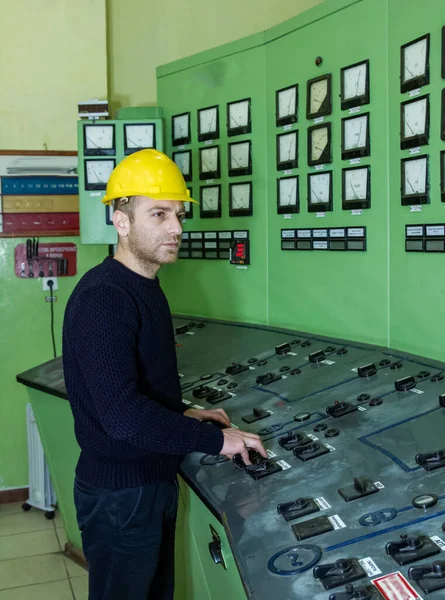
left=42, top=277, right=58, bottom=291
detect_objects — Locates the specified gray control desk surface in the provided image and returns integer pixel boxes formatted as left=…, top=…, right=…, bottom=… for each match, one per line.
left=174, top=316, right=445, bottom=600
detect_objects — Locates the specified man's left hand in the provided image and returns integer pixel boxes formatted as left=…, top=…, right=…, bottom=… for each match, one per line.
left=184, top=408, right=231, bottom=429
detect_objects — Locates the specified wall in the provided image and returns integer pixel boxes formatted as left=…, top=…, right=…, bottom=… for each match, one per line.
left=107, top=0, right=324, bottom=111
left=0, top=0, right=108, bottom=489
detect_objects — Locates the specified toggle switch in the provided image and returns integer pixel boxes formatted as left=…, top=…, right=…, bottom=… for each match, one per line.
left=386, top=534, right=441, bottom=565
left=242, top=407, right=270, bottom=424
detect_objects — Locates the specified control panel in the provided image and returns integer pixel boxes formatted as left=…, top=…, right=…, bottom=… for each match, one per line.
left=173, top=317, right=445, bottom=600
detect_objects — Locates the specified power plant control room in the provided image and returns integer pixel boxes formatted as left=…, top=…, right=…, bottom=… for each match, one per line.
left=2, top=1, right=445, bottom=599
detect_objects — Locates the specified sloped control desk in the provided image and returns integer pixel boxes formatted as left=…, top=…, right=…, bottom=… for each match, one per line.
left=17, top=318, right=445, bottom=600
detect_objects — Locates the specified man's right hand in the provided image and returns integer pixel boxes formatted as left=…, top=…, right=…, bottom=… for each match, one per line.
left=220, top=428, right=267, bottom=465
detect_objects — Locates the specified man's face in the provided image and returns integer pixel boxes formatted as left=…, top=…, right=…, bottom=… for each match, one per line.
left=124, top=196, right=185, bottom=267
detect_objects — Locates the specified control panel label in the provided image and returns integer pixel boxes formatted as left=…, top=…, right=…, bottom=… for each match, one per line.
left=192, top=404, right=204, bottom=409
left=266, top=449, right=277, bottom=458
left=410, top=388, right=424, bottom=394
left=191, top=232, right=203, bottom=239
left=182, top=399, right=191, bottom=405
left=276, top=460, right=291, bottom=470
left=426, top=225, right=445, bottom=237
left=325, top=444, right=336, bottom=451
left=321, top=359, right=335, bottom=365
left=329, top=229, right=346, bottom=238
left=358, top=557, right=382, bottom=577
left=233, top=231, right=248, bottom=239
left=219, top=232, right=232, bottom=239
left=313, top=229, right=328, bottom=238
left=430, top=535, right=445, bottom=550
left=314, top=497, right=331, bottom=510
left=297, top=230, right=311, bottom=238
left=313, top=241, right=328, bottom=250
left=204, top=232, right=217, bottom=239
left=182, top=233, right=190, bottom=240
left=406, top=226, right=424, bottom=237
left=328, top=515, right=346, bottom=530
left=373, top=481, right=384, bottom=489
left=316, top=212, right=326, bottom=218
left=372, top=571, right=423, bottom=600
left=347, top=228, right=365, bottom=237
left=282, top=230, right=296, bottom=239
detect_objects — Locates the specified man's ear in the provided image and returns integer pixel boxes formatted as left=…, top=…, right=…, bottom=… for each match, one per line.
left=112, top=210, right=130, bottom=238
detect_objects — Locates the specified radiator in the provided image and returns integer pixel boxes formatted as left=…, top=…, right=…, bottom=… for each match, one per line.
left=25, top=403, right=56, bottom=513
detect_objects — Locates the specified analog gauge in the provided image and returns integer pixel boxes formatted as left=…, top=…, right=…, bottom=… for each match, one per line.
left=173, top=151, right=192, bottom=181
left=341, top=60, right=370, bottom=109
left=199, top=146, right=220, bottom=180
left=172, top=112, right=191, bottom=146
left=228, top=141, right=252, bottom=176
left=84, top=125, right=115, bottom=156
left=227, top=99, right=251, bottom=136
left=200, top=185, right=221, bottom=218
left=307, top=74, right=332, bottom=119
left=308, top=123, right=331, bottom=166
left=308, top=171, right=333, bottom=212
left=401, top=96, right=429, bottom=149
left=412, top=493, right=438, bottom=509
left=84, top=159, right=115, bottom=190
left=276, top=84, right=298, bottom=126
left=277, top=176, right=299, bottom=214
left=276, top=131, right=298, bottom=170
left=401, top=155, right=429, bottom=205
left=401, top=35, right=430, bottom=93
left=198, top=106, right=219, bottom=141
left=342, top=166, right=370, bottom=209
left=124, top=124, right=155, bottom=154
left=342, top=114, right=370, bottom=159
left=229, top=182, right=253, bottom=217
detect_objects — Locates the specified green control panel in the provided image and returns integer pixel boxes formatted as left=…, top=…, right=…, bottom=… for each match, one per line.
left=77, top=118, right=163, bottom=244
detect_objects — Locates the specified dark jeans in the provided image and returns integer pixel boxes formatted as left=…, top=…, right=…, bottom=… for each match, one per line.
left=74, top=477, right=179, bottom=600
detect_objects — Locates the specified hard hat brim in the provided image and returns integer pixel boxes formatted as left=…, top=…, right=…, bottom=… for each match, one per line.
left=102, top=192, right=199, bottom=206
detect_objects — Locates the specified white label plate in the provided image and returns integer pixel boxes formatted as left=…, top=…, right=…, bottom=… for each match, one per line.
left=282, top=230, right=296, bottom=239
left=316, top=212, right=326, bottom=218
left=276, top=460, right=291, bottom=470
left=328, top=515, right=347, bottom=530
left=430, top=535, right=445, bottom=550
left=314, top=497, right=331, bottom=510
left=359, top=557, right=382, bottom=577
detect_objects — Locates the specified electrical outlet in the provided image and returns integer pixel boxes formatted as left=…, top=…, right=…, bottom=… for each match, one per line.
left=42, top=277, right=58, bottom=291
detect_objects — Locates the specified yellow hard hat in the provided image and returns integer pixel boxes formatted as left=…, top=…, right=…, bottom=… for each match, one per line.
left=102, top=149, right=198, bottom=206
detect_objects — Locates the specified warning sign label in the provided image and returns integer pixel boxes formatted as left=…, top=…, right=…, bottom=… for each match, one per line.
left=372, top=571, right=423, bottom=600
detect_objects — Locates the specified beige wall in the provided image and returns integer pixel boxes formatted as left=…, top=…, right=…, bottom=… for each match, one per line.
left=107, top=0, right=324, bottom=111
left=0, top=0, right=107, bottom=150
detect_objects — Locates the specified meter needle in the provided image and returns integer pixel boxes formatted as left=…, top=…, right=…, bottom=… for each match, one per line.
left=349, top=181, right=358, bottom=199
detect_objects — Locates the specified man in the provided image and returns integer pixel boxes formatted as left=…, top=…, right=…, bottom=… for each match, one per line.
left=62, top=149, right=266, bottom=600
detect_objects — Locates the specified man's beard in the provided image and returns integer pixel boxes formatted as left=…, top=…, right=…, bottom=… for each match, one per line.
left=128, top=230, right=177, bottom=268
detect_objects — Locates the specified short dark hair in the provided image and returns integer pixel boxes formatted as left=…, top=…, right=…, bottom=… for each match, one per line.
left=112, top=196, right=136, bottom=223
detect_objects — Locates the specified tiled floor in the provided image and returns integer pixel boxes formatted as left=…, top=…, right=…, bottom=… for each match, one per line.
left=0, top=503, right=88, bottom=599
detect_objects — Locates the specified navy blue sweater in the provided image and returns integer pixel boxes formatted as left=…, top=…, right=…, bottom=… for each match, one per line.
left=62, top=257, right=223, bottom=489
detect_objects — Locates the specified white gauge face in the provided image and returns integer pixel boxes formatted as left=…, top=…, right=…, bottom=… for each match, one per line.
left=200, top=147, right=218, bottom=174
left=279, top=133, right=297, bottom=163
left=230, top=142, right=250, bottom=169
left=403, top=98, right=427, bottom=138
left=344, top=115, right=368, bottom=150
left=231, top=184, right=251, bottom=210
left=125, top=124, right=154, bottom=149
left=404, top=158, right=427, bottom=195
left=229, top=100, right=249, bottom=129
left=345, top=168, right=368, bottom=201
left=279, top=177, right=298, bottom=207
left=310, top=127, right=329, bottom=162
left=310, top=79, right=328, bottom=113
left=309, top=173, right=331, bottom=204
left=403, top=37, right=428, bottom=84
left=174, top=152, right=190, bottom=176
left=85, top=160, right=114, bottom=185
left=184, top=201, right=191, bottom=212
left=343, top=63, right=367, bottom=101
left=278, top=86, right=297, bottom=119
left=173, top=114, right=189, bottom=141
left=201, top=187, right=220, bottom=211
left=85, top=125, right=114, bottom=150
left=199, top=107, right=218, bottom=135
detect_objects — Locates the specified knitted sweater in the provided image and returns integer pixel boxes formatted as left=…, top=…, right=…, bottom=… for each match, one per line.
left=62, top=256, right=223, bottom=488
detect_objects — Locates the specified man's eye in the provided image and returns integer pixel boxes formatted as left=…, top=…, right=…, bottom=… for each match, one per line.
left=153, top=212, right=164, bottom=218
left=178, top=214, right=186, bottom=221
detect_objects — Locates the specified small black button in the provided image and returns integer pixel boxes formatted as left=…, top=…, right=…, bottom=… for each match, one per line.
left=325, top=428, right=339, bottom=438
left=369, top=397, right=383, bottom=406
left=314, top=423, right=328, bottom=432
left=357, top=394, right=371, bottom=402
